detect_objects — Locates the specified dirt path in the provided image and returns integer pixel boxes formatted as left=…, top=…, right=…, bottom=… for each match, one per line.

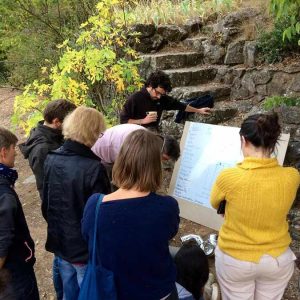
left=0, top=87, right=299, bottom=299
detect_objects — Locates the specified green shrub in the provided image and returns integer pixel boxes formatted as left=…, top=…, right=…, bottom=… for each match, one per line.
left=12, top=0, right=142, bottom=134
left=263, top=95, right=300, bottom=110
left=257, top=17, right=300, bottom=63
left=271, top=0, right=300, bottom=46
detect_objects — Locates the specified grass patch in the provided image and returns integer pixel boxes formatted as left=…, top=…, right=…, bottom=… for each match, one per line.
left=125, top=0, right=243, bottom=26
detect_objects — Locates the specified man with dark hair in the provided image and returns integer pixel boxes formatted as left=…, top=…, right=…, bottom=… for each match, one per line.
left=0, top=127, right=39, bottom=299
left=19, top=99, right=76, bottom=199
left=120, top=70, right=212, bottom=130
left=161, top=135, right=180, bottom=161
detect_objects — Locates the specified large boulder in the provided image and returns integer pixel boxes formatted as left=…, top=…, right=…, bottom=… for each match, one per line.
left=202, top=40, right=225, bottom=64
left=286, top=141, right=300, bottom=165
left=231, top=77, right=251, bottom=100
left=157, top=25, right=188, bottom=42
left=243, top=41, right=257, bottom=67
left=132, top=24, right=156, bottom=38
left=221, top=8, right=260, bottom=27
left=289, top=73, right=300, bottom=93
left=134, top=34, right=165, bottom=53
left=252, top=69, right=272, bottom=85
left=214, top=66, right=235, bottom=85
left=235, top=99, right=254, bottom=113
left=183, top=17, right=203, bottom=34
left=183, top=37, right=206, bottom=54
left=267, top=72, right=293, bottom=96
left=277, top=106, right=300, bottom=125
left=192, top=101, right=238, bottom=124
left=224, top=40, right=245, bottom=65
left=213, top=8, right=260, bottom=42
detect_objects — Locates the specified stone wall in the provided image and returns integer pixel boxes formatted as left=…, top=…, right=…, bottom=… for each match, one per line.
left=135, top=7, right=300, bottom=205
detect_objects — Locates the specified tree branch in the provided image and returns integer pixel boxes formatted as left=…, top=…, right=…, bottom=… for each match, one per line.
left=15, top=0, right=64, bottom=41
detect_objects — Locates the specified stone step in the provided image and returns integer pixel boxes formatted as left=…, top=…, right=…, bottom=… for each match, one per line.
left=141, top=51, right=203, bottom=71
left=164, top=65, right=218, bottom=87
left=170, top=83, right=231, bottom=101
left=183, top=36, right=208, bottom=52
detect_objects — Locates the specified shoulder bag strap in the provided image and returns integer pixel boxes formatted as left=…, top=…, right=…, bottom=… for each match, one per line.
left=91, top=193, right=104, bottom=266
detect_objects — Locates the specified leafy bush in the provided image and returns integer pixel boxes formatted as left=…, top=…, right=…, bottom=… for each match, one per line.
left=257, top=17, right=300, bottom=63
left=271, top=0, right=300, bottom=46
left=12, top=0, right=143, bottom=134
left=263, top=95, right=300, bottom=110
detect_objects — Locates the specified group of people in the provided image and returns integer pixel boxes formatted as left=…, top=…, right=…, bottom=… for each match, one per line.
left=0, top=70, right=299, bottom=300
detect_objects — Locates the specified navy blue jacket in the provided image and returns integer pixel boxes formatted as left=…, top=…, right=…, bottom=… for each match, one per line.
left=0, top=177, right=35, bottom=271
left=82, top=192, right=180, bottom=300
left=42, top=140, right=111, bottom=263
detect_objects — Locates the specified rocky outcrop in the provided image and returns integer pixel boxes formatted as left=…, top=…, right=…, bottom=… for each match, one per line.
left=135, top=12, right=300, bottom=209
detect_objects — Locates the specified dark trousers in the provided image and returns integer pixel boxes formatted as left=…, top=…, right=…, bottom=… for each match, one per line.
left=0, top=266, right=39, bottom=300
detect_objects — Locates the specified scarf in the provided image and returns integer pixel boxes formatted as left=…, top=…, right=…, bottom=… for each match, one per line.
left=0, top=163, right=18, bottom=185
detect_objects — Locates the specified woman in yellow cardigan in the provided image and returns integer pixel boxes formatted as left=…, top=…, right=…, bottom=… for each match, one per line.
left=210, top=113, right=300, bottom=300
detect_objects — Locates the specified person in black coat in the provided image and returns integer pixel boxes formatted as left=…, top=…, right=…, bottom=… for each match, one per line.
left=0, top=127, right=39, bottom=300
left=19, top=99, right=76, bottom=199
left=120, top=71, right=212, bottom=130
left=42, top=106, right=111, bottom=300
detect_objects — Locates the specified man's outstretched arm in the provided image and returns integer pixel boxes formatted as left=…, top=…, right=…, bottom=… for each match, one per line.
left=185, top=105, right=212, bottom=115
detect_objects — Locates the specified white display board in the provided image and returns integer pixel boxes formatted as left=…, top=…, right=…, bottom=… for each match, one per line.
left=169, top=121, right=290, bottom=231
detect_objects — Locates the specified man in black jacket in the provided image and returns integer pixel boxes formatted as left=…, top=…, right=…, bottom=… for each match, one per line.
left=120, top=71, right=212, bottom=130
left=0, top=127, right=39, bottom=299
left=19, top=99, right=76, bottom=199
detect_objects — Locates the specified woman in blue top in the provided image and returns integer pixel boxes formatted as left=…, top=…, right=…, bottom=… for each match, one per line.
left=82, top=129, right=180, bottom=300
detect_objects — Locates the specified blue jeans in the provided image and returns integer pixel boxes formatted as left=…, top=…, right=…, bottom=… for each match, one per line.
left=53, top=256, right=63, bottom=300
left=55, top=256, right=87, bottom=300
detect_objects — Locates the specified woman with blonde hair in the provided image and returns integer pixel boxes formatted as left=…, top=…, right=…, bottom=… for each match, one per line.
left=42, top=106, right=111, bottom=300
left=210, top=113, right=300, bottom=300
left=82, top=129, right=180, bottom=300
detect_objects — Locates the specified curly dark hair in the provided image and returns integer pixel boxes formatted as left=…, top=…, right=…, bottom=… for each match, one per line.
left=145, top=70, right=172, bottom=93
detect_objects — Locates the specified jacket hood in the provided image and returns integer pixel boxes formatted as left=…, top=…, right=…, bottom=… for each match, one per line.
left=19, top=121, right=63, bottom=159
left=237, top=157, right=279, bottom=170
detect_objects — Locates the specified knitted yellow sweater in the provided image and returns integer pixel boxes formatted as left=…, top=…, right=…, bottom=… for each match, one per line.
left=210, top=157, right=300, bottom=263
